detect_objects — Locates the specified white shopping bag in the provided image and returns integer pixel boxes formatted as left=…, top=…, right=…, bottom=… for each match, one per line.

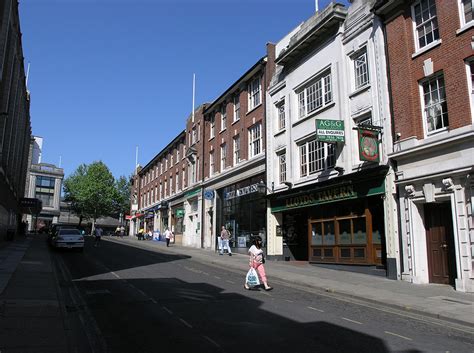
left=245, top=268, right=260, bottom=287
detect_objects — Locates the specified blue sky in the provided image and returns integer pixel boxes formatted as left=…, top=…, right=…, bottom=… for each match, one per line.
left=19, top=0, right=349, bottom=179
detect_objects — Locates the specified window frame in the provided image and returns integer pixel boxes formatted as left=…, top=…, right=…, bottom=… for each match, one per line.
left=248, top=123, right=262, bottom=159
left=459, top=0, right=474, bottom=27
left=353, top=48, right=369, bottom=90
left=220, top=143, right=227, bottom=171
left=412, top=0, right=440, bottom=51
left=210, top=115, right=215, bottom=139
left=466, top=58, right=474, bottom=122
left=277, top=100, right=286, bottom=131
left=297, top=70, right=332, bottom=119
left=209, top=151, right=215, bottom=177
left=233, top=94, right=240, bottom=122
left=278, top=152, right=287, bottom=184
left=299, top=138, right=336, bottom=177
left=233, top=134, right=241, bottom=165
left=248, top=76, right=262, bottom=111
left=420, top=72, right=449, bottom=136
left=221, top=104, right=227, bottom=131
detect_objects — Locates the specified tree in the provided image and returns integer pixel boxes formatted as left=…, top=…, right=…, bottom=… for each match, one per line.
left=112, top=175, right=131, bottom=223
left=63, top=161, right=117, bottom=233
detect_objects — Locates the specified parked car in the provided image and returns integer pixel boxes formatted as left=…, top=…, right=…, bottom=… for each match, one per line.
left=48, top=224, right=78, bottom=244
left=51, top=228, right=84, bottom=251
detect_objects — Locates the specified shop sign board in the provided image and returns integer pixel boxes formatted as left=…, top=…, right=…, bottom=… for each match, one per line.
left=358, top=128, right=380, bottom=162
left=175, top=209, right=185, bottom=217
left=204, top=189, right=215, bottom=200
left=316, top=119, right=345, bottom=142
left=271, top=178, right=385, bottom=213
left=224, top=183, right=259, bottom=200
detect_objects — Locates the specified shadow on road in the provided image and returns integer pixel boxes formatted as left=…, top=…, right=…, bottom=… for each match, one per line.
left=53, top=238, right=425, bottom=353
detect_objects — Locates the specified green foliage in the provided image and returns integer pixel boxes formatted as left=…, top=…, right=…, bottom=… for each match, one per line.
left=112, top=175, right=131, bottom=218
left=63, top=161, right=127, bottom=222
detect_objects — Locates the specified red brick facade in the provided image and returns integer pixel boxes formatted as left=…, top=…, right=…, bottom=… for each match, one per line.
left=380, top=1, right=473, bottom=140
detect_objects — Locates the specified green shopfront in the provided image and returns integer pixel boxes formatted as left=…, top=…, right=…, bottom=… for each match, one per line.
left=270, top=168, right=387, bottom=266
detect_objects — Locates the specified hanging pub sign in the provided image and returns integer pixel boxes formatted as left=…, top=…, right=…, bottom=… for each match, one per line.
left=358, top=128, right=380, bottom=162
left=316, top=119, right=345, bottom=143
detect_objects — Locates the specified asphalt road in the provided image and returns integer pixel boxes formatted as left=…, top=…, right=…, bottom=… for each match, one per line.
left=52, top=237, right=474, bottom=353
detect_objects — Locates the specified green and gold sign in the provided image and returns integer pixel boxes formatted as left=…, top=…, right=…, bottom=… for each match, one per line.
left=316, top=119, right=345, bottom=142
left=358, top=128, right=380, bottom=162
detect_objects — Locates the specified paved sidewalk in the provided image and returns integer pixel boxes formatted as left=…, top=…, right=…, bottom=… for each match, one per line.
left=0, top=234, right=74, bottom=353
left=106, top=236, right=474, bottom=328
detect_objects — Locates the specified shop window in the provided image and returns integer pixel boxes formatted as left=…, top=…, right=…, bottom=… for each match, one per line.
left=324, top=221, right=335, bottom=245
left=338, top=219, right=351, bottom=244
left=353, top=217, right=367, bottom=244
left=313, top=248, right=322, bottom=257
left=311, top=223, right=323, bottom=245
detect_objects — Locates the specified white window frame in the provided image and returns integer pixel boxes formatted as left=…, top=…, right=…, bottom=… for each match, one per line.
left=220, top=143, right=227, bottom=171
left=278, top=152, right=287, bottom=184
left=299, top=139, right=336, bottom=177
left=221, top=104, right=227, bottom=131
left=248, top=77, right=261, bottom=110
left=210, top=115, right=215, bottom=139
left=420, top=73, right=449, bottom=136
left=159, top=182, right=162, bottom=199
left=209, top=151, right=215, bottom=176
left=233, top=94, right=240, bottom=122
left=466, top=58, right=474, bottom=121
left=277, top=100, right=286, bottom=131
left=248, top=123, right=262, bottom=158
left=176, top=149, right=180, bottom=164
left=176, top=172, right=180, bottom=192
left=233, top=135, right=240, bottom=165
left=297, top=70, right=332, bottom=119
left=353, top=48, right=369, bottom=90
left=182, top=168, right=186, bottom=189
left=412, top=0, right=440, bottom=51
left=164, top=179, right=168, bottom=197
left=170, top=154, right=174, bottom=166
left=459, top=0, right=474, bottom=27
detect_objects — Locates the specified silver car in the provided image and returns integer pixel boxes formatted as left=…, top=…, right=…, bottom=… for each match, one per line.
left=52, top=228, right=84, bottom=251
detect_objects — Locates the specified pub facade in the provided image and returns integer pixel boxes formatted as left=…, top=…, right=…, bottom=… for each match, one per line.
left=265, top=1, right=399, bottom=277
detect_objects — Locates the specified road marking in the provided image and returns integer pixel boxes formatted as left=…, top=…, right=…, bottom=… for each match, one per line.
left=150, top=298, right=157, bottom=304
left=203, top=335, right=221, bottom=348
left=226, top=280, right=235, bottom=284
left=342, top=317, right=363, bottom=325
left=214, top=276, right=221, bottom=280
left=285, top=299, right=294, bottom=303
left=111, top=271, right=120, bottom=279
left=162, top=306, right=173, bottom=315
left=308, top=306, right=324, bottom=312
left=179, top=318, right=193, bottom=328
left=202, top=271, right=210, bottom=276
left=384, top=331, right=412, bottom=341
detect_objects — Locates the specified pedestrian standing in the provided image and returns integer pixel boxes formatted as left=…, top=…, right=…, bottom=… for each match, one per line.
left=119, top=225, right=125, bottom=238
left=138, top=227, right=144, bottom=240
left=219, top=225, right=232, bottom=256
left=94, top=227, right=103, bottom=247
left=244, top=236, right=272, bottom=291
left=164, top=227, right=173, bottom=247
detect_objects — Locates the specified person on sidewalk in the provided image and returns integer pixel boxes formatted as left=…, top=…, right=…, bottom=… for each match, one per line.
left=94, top=227, right=103, bottom=247
left=244, top=236, right=272, bottom=291
left=138, top=227, right=144, bottom=240
left=164, top=227, right=173, bottom=247
left=219, top=225, right=232, bottom=256
left=119, top=226, right=125, bottom=238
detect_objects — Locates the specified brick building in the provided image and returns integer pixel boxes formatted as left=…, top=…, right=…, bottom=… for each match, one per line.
left=201, top=43, right=275, bottom=252
left=0, top=0, right=32, bottom=240
left=374, top=0, right=474, bottom=292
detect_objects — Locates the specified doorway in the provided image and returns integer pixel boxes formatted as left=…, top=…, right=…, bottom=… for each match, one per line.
left=424, top=202, right=456, bottom=285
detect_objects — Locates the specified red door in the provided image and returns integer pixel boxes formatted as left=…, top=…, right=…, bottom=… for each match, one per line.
left=424, top=203, right=454, bottom=285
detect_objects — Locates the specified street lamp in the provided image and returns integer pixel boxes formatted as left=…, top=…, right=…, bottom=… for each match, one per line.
left=257, top=180, right=274, bottom=194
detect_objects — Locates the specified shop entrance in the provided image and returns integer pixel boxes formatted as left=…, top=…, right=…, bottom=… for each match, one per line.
left=424, top=202, right=456, bottom=285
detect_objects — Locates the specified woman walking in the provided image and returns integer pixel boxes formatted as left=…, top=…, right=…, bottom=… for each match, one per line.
left=244, top=236, right=273, bottom=291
